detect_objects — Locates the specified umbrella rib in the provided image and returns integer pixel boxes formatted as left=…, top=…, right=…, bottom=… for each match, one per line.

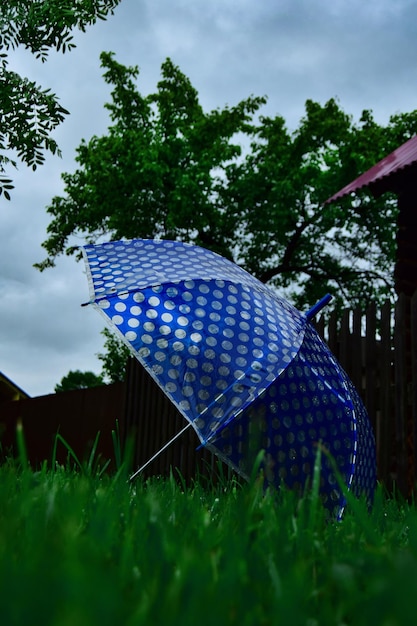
left=129, top=421, right=193, bottom=482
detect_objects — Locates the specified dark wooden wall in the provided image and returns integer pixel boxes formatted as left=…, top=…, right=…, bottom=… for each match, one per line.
left=0, top=383, right=125, bottom=469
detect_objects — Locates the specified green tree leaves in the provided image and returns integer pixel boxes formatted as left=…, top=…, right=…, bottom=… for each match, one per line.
left=1, top=1, right=122, bottom=60
left=36, top=52, right=266, bottom=270
left=37, top=53, right=417, bottom=310
left=54, top=369, right=104, bottom=392
left=225, top=99, right=416, bottom=309
left=97, top=327, right=130, bottom=384
left=0, top=70, right=68, bottom=198
left=0, top=0, right=122, bottom=198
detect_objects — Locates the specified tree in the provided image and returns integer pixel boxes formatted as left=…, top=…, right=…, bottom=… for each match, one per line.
left=97, top=327, right=130, bottom=383
left=0, top=0, right=122, bottom=199
left=224, top=102, right=417, bottom=309
left=55, top=369, right=104, bottom=393
left=37, top=53, right=417, bottom=311
left=36, top=51, right=266, bottom=268
left=56, top=329, right=129, bottom=388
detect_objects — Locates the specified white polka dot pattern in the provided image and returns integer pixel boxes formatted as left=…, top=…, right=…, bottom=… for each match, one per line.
left=210, top=323, right=376, bottom=518
left=82, top=239, right=376, bottom=516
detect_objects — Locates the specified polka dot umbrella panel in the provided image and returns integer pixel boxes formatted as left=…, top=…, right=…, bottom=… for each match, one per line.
left=82, top=239, right=376, bottom=517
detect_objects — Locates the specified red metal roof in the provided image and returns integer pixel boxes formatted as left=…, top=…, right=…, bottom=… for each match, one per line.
left=326, top=134, right=417, bottom=203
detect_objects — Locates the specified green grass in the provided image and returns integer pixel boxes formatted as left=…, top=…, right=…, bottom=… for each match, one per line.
left=2, top=454, right=417, bottom=625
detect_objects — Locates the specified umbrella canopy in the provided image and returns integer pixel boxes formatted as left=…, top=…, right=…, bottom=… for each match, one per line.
left=82, top=239, right=376, bottom=517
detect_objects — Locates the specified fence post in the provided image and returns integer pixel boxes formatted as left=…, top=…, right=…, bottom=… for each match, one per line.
left=339, top=309, right=351, bottom=376
left=351, top=307, right=363, bottom=396
left=378, top=300, right=394, bottom=487
left=394, top=294, right=410, bottom=496
left=365, top=301, right=377, bottom=435
left=327, top=309, right=339, bottom=356
left=410, top=291, right=417, bottom=485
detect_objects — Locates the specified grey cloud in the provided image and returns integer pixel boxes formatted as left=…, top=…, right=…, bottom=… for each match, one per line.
left=1, top=0, right=417, bottom=396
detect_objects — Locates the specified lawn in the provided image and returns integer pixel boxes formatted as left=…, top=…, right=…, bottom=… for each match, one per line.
left=1, top=449, right=417, bottom=625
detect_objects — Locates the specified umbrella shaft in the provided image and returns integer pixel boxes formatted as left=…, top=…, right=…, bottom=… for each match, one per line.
left=129, top=422, right=193, bottom=481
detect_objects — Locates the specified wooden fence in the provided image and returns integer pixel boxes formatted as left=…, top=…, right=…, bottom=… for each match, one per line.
left=2, top=293, right=417, bottom=494
left=313, top=291, right=417, bottom=494
left=125, top=292, right=417, bottom=495
left=124, top=359, right=231, bottom=485
left=0, top=383, right=126, bottom=469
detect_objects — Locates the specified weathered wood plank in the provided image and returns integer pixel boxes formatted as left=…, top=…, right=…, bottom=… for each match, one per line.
left=410, top=291, right=417, bottom=481
left=378, top=299, right=394, bottom=487
left=339, top=309, right=351, bottom=376
left=351, top=307, right=363, bottom=395
left=365, top=301, right=377, bottom=434
left=394, top=294, right=409, bottom=495
left=327, top=309, right=339, bottom=356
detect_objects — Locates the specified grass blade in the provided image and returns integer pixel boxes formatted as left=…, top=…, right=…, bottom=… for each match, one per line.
left=54, top=433, right=82, bottom=472
left=16, top=419, right=28, bottom=469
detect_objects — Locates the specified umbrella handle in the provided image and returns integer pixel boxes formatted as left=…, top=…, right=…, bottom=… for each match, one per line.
left=305, top=293, right=332, bottom=322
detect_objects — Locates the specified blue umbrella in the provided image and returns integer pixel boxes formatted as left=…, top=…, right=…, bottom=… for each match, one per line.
left=82, top=239, right=376, bottom=517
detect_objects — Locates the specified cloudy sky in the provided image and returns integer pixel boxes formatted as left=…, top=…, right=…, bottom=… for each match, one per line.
left=2, top=0, right=417, bottom=397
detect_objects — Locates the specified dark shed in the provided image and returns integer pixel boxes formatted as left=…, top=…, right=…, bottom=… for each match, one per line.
left=326, top=134, right=417, bottom=296
left=327, top=135, right=417, bottom=495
